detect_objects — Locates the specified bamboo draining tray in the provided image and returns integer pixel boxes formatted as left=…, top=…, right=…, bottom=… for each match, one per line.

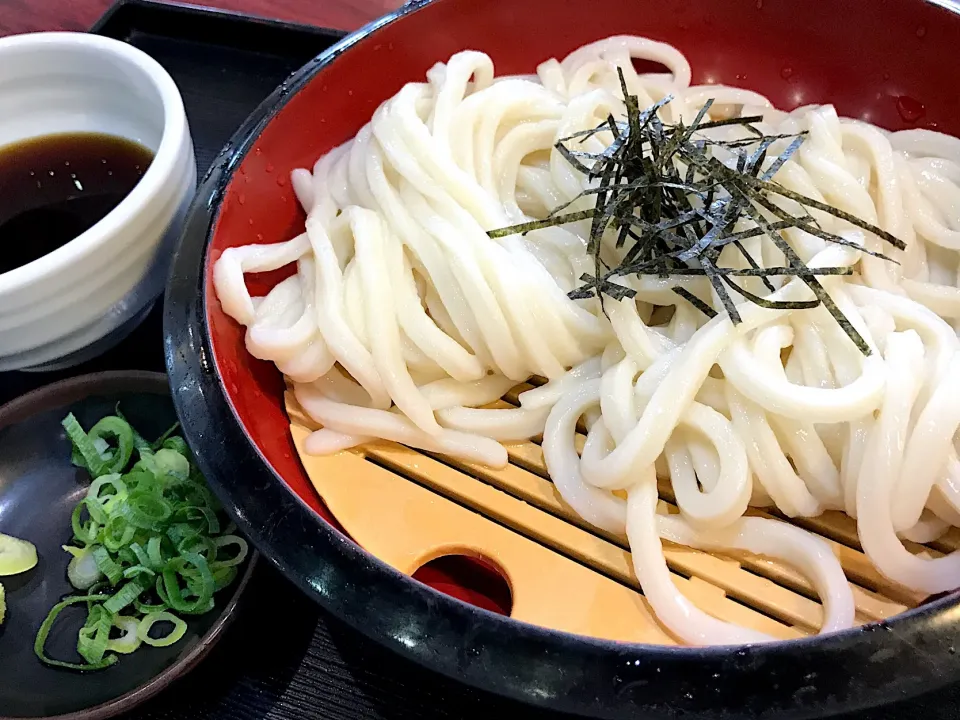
left=285, top=383, right=954, bottom=645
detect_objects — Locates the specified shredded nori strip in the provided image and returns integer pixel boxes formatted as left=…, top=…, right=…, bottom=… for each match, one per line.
left=672, top=287, right=718, bottom=318
left=486, top=68, right=906, bottom=355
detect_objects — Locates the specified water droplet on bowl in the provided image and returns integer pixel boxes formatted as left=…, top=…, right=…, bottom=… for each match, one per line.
left=248, top=218, right=254, bottom=226
left=896, top=95, right=926, bottom=123
left=756, top=0, right=763, bottom=8
left=266, top=163, right=275, bottom=173
left=780, top=66, right=794, bottom=80
left=277, top=176, right=287, bottom=187
left=238, top=194, right=246, bottom=205
left=917, top=25, right=927, bottom=38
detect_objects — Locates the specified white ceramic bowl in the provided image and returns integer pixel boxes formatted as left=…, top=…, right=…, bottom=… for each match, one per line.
left=0, top=32, right=196, bottom=371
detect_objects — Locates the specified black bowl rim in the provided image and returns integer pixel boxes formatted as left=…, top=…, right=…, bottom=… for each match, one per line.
left=0, top=370, right=258, bottom=720
left=164, top=1, right=960, bottom=717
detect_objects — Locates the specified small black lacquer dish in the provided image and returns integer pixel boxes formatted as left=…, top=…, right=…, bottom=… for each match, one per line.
left=0, top=372, right=255, bottom=720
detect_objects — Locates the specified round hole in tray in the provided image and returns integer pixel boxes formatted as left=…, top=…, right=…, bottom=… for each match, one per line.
left=412, top=554, right=513, bottom=617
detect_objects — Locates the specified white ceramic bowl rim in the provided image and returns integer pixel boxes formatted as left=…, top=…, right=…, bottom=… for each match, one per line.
left=0, top=32, right=188, bottom=294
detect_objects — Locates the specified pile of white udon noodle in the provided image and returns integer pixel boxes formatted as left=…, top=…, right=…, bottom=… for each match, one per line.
left=214, top=36, right=960, bottom=645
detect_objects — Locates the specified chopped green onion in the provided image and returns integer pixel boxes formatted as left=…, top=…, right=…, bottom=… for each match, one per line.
left=153, top=448, right=190, bottom=480
left=176, top=505, right=220, bottom=535
left=65, top=546, right=103, bottom=590
left=155, top=575, right=171, bottom=607
left=87, top=417, right=135, bottom=475
left=62, top=413, right=108, bottom=476
left=92, top=546, right=123, bottom=585
left=167, top=522, right=201, bottom=550
left=147, top=537, right=165, bottom=569
left=41, top=409, right=249, bottom=672
left=77, top=604, right=113, bottom=664
left=87, top=473, right=126, bottom=500
left=161, top=552, right=214, bottom=615
left=83, top=496, right=110, bottom=526
left=134, top=597, right=168, bottom=615
left=102, top=516, right=136, bottom=552
left=0, top=532, right=39, bottom=576
left=123, top=565, right=156, bottom=581
left=137, top=612, right=187, bottom=648
left=71, top=503, right=99, bottom=546
left=104, top=579, right=148, bottom=615
left=160, top=436, right=189, bottom=457
left=128, top=542, right=154, bottom=571
left=122, top=491, right=173, bottom=530
left=212, top=536, right=249, bottom=569
left=87, top=474, right=127, bottom=516
left=107, top=615, right=142, bottom=654
left=35, top=595, right=118, bottom=671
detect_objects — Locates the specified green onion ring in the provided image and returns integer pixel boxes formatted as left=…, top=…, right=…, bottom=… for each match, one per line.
left=137, top=611, right=187, bottom=647
left=211, top=535, right=249, bottom=569
left=87, top=417, right=135, bottom=475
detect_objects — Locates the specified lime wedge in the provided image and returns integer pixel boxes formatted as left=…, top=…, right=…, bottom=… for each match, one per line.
left=0, top=532, right=38, bottom=576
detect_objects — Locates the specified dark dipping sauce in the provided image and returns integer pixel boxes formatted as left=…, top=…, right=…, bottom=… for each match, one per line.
left=0, top=132, right=154, bottom=275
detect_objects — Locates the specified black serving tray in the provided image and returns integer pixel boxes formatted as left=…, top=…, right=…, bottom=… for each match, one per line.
left=1, top=3, right=960, bottom=720
left=0, top=1, right=344, bottom=408
left=91, top=0, right=344, bottom=175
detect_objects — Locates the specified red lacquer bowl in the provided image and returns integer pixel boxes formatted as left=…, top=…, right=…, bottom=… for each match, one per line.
left=164, top=1, right=960, bottom=717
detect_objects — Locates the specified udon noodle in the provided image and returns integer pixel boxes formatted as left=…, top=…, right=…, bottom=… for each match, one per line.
left=214, top=36, right=960, bottom=645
